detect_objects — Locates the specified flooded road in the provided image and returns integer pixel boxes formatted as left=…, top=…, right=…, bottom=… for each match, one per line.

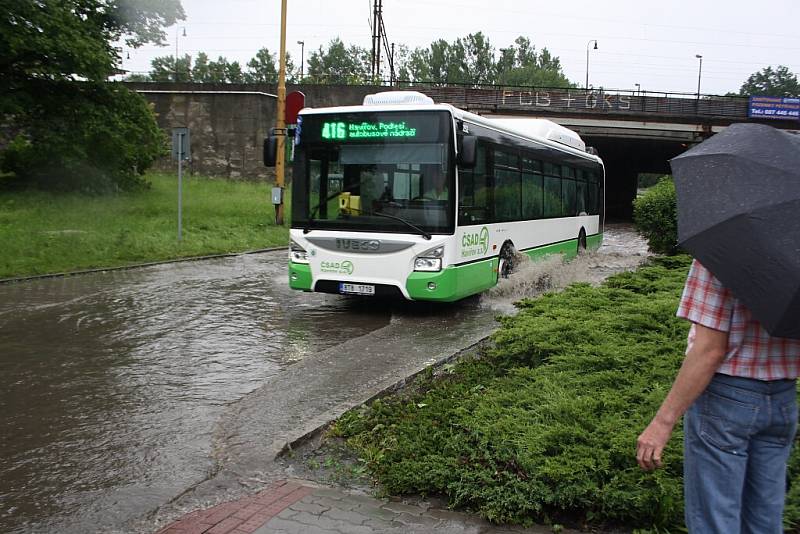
left=0, top=224, right=648, bottom=534
left=0, top=254, right=392, bottom=534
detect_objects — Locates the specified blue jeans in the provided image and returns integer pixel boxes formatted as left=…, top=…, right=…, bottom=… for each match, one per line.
left=684, top=373, right=798, bottom=533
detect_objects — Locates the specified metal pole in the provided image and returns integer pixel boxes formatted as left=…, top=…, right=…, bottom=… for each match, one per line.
left=175, top=27, right=179, bottom=82
left=177, top=133, right=183, bottom=241
left=274, top=0, right=288, bottom=226
left=585, top=40, right=597, bottom=90
left=297, top=40, right=304, bottom=80
left=695, top=55, right=703, bottom=99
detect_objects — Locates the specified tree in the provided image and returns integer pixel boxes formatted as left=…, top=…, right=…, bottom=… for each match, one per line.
left=403, top=34, right=574, bottom=88
left=245, top=48, right=278, bottom=83
left=225, top=60, right=244, bottom=83
left=148, top=54, right=192, bottom=82
left=496, top=36, right=573, bottom=88
left=0, top=0, right=184, bottom=191
left=306, top=38, right=370, bottom=84
left=192, top=52, right=211, bottom=82
left=738, top=65, right=800, bottom=97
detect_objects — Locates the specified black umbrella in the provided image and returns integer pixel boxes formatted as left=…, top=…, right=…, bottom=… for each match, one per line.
left=670, top=123, right=800, bottom=339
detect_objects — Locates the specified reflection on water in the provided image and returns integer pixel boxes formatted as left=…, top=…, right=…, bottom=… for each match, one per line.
left=0, top=253, right=391, bottom=534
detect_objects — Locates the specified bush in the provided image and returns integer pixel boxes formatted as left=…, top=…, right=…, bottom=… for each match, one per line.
left=1, top=82, right=166, bottom=193
left=632, top=177, right=678, bottom=255
left=334, top=257, right=694, bottom=530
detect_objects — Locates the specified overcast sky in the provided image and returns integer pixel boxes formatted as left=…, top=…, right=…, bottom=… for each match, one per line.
left=122, top=0, right=800, bottom=96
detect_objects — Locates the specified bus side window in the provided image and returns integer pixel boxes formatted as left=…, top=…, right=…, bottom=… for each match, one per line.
left=576, top=169, right=589, bottom=216
left=493, top=149, right=521, bottom=222
left=587, top=171, right=599, bottom=215
left=543, top=161, right=562, bottom=218
left=522, top=157, right=543, bottom=220
left=458, top=144, right=488, bottom=225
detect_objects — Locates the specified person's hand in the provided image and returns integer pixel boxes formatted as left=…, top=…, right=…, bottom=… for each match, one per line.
left=636, top=416, right=675, bottom=471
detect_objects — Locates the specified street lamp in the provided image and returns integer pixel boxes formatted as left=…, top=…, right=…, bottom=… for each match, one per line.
left=695, top=54, right=703, bottom=99
left=175, top=26, right=186, bottom=82
left=635, top=83, right=640, bottom=96
left=297, top=40, right=305, bottom=80
left=585, top=40, right=598, bottom=90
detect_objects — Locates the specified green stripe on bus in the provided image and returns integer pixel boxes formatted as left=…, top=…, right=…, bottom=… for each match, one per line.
left=289, top=263, right=313, bottom=290
left=406, top=256, right=498, bottom=302
left=587, top=233, right=603, bottom=251
left=524, top=239, right=580, bottom=261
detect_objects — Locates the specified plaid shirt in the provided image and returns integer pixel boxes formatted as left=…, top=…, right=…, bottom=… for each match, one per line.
left=677, top=259, right=800, bottom=380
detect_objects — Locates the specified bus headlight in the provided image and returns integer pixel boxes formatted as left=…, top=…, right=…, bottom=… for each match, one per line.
left=289, top=239, right=309, bottom=264
left=414, top=245, right=444, bottom=272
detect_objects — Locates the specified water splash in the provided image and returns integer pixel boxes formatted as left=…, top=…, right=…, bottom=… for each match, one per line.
left=482, top=224, right=651, bottom=313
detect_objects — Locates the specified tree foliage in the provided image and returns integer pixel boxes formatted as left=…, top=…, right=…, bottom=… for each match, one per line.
left=132, top=34, right=572, bottom=88
left=1, top=0, right=183, bottom=192
left=306, top=38, right=371, bottom=84
left=738, top=65, right=800, bottom=97
left=2, top=82, right=166, bottom=192
left=141, top=48, right=295, bottom=83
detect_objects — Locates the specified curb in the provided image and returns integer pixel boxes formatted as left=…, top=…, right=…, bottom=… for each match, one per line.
left=277, top=338, right=489, bottom=460
left=0, top=247, right=286, bottom=285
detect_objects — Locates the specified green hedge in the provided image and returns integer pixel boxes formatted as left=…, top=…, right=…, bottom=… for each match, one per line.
left=333, top=256, right=800, bottom=531
left=633, top=178, right=678, bottom=255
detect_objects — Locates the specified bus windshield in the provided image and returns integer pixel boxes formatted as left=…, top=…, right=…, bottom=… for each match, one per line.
left=293, top=111, right=454, bottom=234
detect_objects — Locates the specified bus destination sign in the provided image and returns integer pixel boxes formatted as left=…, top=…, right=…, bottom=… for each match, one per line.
left=321, top=121, right=417, bottom=140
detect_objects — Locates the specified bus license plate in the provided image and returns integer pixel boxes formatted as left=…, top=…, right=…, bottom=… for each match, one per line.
left=339, top=283, right=375, bottom=296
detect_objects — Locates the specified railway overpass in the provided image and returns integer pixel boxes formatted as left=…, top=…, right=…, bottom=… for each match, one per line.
left=130, top=82, right=799, bottom=218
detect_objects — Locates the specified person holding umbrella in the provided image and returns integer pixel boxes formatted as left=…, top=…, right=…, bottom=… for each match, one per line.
left=635, top=123, right=800, bottom=533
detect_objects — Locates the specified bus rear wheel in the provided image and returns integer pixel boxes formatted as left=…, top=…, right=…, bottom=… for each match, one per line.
left=498, top=243, right=517, bottom=280
left=577, top=229, right=587, bottom=254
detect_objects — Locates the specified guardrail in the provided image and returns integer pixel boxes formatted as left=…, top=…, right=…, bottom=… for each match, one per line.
left=402, top=83, right=750, bottom=120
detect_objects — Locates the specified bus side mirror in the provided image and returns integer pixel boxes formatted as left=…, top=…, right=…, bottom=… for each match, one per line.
left=458, top=135, right=477, bottom=168
left=263, top=134, right=278, bottom=167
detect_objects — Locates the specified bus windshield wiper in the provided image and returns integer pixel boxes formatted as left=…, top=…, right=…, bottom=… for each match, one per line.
left=343, top=207, right=432, bottom=240
left=303, top=189, right=344, bottom=234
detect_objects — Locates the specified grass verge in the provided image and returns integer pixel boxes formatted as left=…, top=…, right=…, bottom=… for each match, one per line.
left=331, top=255, right=800, bottom=532
left=0, top=173, right=288, bottom=278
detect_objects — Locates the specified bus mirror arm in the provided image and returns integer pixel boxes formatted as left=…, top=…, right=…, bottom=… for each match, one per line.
left=457, top=135, right=478, bottom=168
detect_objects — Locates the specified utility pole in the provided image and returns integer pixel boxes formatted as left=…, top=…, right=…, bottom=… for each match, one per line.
left=274, top=0, right=288, bottom=225
left=370, top=0, right=383, bottom=82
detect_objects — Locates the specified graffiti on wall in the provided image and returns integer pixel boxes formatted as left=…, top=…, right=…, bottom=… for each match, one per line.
left=500, top=90, right=632, bottom=111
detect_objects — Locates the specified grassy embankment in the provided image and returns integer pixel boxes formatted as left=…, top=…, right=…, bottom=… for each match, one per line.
left=331, top=255, right=800, bottom=532
left=0, top=173, right=289, bottom=279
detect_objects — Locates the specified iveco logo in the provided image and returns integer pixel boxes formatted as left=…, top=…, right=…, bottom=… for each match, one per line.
left=336, top=239, right=380, bottom=251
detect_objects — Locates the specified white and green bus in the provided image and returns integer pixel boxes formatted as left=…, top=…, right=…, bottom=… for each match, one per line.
left=270, top=91, right=604, bottom=302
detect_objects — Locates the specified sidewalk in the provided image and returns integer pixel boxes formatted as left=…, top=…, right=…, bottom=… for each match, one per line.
left=154, top=479, right=576, bottom=534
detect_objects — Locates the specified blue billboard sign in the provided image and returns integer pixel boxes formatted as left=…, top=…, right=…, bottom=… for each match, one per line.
left=748, top=96, right=800, bottom=120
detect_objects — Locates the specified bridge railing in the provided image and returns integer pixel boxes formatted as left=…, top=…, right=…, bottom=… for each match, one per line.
left=398, top=81, right=751, bottom=121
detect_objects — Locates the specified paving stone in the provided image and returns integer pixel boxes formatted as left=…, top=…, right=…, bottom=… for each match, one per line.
left=322, top=506, right=370, bottom=525
left=310, top=488, right=346, bottom=500
left=275, top=507, right=298, bottom=520
left=343, top=493, right=388, bottom=507
left=427, top=508, right=474, bottom=523
left=254, top=518, right=338, bottom=534
left=391, top=511, right=443, bottom=528
left=381, top=501, right=429, bottom=516
left=287, top=500, right=330, bottom=515
left=308, top=495, right=356, bottom=511
left=353, top=503, right=399, bottom=522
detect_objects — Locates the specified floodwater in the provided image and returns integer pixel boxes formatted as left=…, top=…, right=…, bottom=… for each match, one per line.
left=0, top=223, right=648, bottom=534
